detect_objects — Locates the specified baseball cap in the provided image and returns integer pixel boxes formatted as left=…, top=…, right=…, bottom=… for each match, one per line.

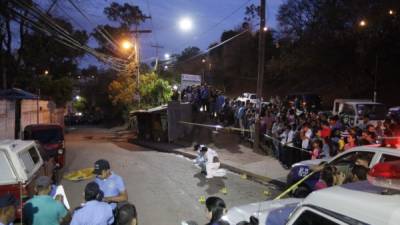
left=93, top=159, right=110, bottom=175
left=35, top=176, right=51, bottom=188
left=0, top=193, right=18, bottom=208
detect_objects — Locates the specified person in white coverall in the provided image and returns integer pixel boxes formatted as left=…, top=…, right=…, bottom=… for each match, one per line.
left=200, top=146, right=221, bottom=179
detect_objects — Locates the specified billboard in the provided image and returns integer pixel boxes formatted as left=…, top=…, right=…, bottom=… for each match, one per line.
left=180, top=74, right=202, bottom=90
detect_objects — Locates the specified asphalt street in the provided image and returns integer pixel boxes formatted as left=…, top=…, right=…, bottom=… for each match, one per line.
left=61, top=127, right=279, bottom=225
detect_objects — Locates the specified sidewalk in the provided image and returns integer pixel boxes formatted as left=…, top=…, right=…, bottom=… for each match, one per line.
left=131, top=137, right=289, bottom=187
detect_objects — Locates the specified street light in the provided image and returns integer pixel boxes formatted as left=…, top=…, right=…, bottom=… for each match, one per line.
left=179, top=17, right=193, bottom=32
left=121, top=40, right=133, bottom=50
left=263, top=26, right=268, bottom=32
left=44, top=70, right=49, bottom=75
left=164, top=53, right=170, bottom=60
left=359, top=20, right=367, bottom=27
left=164, top=65, right=168, bottom=70
left=75, top=95, right=81, bottom=101
left=389, top=9, right=395, bottom=15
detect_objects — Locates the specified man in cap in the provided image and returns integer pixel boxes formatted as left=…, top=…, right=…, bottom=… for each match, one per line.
left=93, top=159, right=128, bottom=209
left=70, top=182, right=114, bottom=225
left=0, top=193, right=17, bottom=225
left=23, top=176, right=69, bottom=225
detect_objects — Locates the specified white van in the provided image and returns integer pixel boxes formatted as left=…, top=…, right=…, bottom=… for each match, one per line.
left=332, top=99, right=387, bottom=126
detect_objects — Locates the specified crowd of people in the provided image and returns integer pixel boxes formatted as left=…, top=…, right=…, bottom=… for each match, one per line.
left=181, top=84, right=400, bottom=168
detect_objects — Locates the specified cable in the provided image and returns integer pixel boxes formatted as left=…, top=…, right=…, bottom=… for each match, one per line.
left=169, top=29, right=249, bottom=67
left=8, top=3, right=128, bottom=70
left=66, top=0, right=119, bottom=50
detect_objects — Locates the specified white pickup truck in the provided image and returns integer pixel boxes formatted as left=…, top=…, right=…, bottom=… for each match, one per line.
left=237, top=93, right=257, bottom=104
left=0, top=140, right=55, bottom=220
left=332, top=99, right=387, bottom=127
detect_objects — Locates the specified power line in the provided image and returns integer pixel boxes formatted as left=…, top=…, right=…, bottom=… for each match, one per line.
left=8, top=1, right=128, bottom=70
left=170, top=29, right=249, bottom=67
left=66, top=0, right=119, bottom=50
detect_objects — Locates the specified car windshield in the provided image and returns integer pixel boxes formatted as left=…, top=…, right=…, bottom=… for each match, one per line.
left=29, top=129, right=63, bottom=143
left=356, top=104, right=386, bottom=120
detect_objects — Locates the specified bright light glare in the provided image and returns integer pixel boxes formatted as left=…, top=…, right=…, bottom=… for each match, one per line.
left=173, top=85, right=178, bottom=90
left=179, top=17, right=193, bottom=31
left=389, top=10, right=394, bottom=15
left=263, top=26, right=268, bottom=32
left=44, top=70, right=49, bottom=75
left=164, top=53, right=170, bottom=60
left=164, top=65, right=168, bottom=70
left=359, top=20, right=367, bottom=27
left=75, top=95, right=81, bottom=101
left=121, top=40, right=133, bottom=49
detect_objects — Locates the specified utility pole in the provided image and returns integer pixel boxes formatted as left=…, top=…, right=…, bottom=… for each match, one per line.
left=131, top=17, right=151, bottom=108
left=254, top=0, right=266, bottom=151
left=151, top=44, right=164, bottom=71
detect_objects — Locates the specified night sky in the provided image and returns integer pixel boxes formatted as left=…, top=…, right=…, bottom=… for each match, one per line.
left=40, top=0, right=283, bottom=68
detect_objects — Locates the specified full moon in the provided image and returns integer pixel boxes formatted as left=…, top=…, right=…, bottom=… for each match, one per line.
left=179, top=17, right=193, bottom=31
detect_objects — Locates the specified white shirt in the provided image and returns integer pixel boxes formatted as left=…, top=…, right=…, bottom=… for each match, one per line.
left=302, top=129, right=312, bottom=149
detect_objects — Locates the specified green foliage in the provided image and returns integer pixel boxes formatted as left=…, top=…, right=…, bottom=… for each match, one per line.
left=34, top=76, right=73, bottom=106
left=108, top=71, right=172, bottom=110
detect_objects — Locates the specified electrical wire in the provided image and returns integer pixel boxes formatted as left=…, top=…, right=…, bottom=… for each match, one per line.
left=169, top=29, right=249, bottom=67
left=66, top=0, right=119, bottom=50
left=8, top=2, right=128, bottom=70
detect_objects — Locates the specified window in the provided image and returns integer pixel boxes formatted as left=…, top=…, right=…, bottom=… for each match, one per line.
left=0, top=151, right=16, bottom=183
left=329, top=151, right=374, bottom=175
left=341, top=104, right=355, bottom=116
left=356, top=104, right=386, bottom=120
left=19, top=147, right=40, bottom=174
left=293, top=210, right=339, bottom=225
left=380, top=154, right=400, bottom=163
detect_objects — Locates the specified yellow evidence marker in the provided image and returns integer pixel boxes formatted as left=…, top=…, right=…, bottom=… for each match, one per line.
left=220, top=187, right=227, bottom=195
left=199, top=196, right=206, bottom=204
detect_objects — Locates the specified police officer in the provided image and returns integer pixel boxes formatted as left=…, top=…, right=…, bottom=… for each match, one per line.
left=0, top=193, right=17, bottom=225
left=93, top=159, right=128, bottom=209
left=70, top=182, right=114, bottom=225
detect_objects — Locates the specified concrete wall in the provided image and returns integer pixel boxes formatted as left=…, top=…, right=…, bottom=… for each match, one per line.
left=0, top=100, right=15, bottom=139
left=0, top=99, right=65, bottom=139
left=20, top=100, right=53, bottom=131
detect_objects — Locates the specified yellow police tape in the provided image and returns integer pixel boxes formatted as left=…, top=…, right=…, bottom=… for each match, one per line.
left=274, top=171, right=316, bottom=200
left=63, top=168, right=94, bottom=181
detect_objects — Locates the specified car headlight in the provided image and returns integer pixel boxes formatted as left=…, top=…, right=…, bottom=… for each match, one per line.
left=58, top=149, right=64, bottom=155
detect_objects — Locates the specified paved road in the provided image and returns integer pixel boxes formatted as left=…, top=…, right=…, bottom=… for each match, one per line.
left=62, top=127, right=279, bottom=225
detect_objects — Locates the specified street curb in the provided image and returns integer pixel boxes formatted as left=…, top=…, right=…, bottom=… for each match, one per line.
left=131, top=139, right=286, bottom=189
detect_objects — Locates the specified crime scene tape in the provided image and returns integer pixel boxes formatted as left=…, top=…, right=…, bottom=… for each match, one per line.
left=274, top=171, right=317, bottom=200
left=179, top=121, right=251, bottom=132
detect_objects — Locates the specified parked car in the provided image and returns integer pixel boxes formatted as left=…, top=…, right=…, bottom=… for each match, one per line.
left=23, top=124, right=66, bottom=169
left=0, top=140, right=56, bottom=220
left=332, top=99, right=387, bottom=127
left=237, top=93, right=257, bottom=104
left=224, top=160, right=400, bottom=225
left=286, top=145, right=400, bottom=197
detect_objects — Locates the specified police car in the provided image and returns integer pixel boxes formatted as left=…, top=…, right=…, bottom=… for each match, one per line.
left=287, top=145, right=400, bottom=197
left=224, top=160, right=400, bottom=225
